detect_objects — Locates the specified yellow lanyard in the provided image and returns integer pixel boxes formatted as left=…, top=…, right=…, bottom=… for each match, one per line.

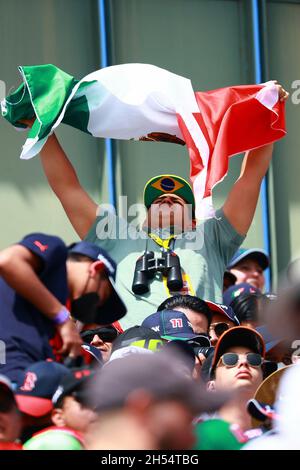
left=147, top=232, right=176, bottom=251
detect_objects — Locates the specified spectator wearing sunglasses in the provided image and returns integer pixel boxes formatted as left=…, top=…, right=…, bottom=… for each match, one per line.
left=204, top=302, right=239, bottom=346
left=80, top=323, right=122, bottom=363
left=157, top=295, right=212, bottom=335
left=207, top=326, right=265, bottom=433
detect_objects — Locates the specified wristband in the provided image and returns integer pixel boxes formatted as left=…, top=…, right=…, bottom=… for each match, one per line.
left=53, top=306, right=70, bottom=325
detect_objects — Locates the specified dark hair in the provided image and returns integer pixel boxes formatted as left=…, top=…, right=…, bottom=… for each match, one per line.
left=67, top=252, right=93, bottom=263
left=200, top=350, right=215, bottom=382
left=157, top=295, right=212, bottom=327
left=54, top=395, right=66, bottom=409
left=230, top=293, right=261, bottom=325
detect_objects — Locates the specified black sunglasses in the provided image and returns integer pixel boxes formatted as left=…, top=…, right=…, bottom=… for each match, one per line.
left=80, top=327, right=119, bottom=344
left=217, top=352, right=263, bottom=368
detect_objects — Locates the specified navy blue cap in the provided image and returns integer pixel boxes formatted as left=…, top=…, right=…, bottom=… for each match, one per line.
left=15, top=361, right=70, bottom=417
left=227, top=248, right=269, bottom=271
left=223, top=283, right=261, bottom=307
left=142, top=309, right=204, bottom=341
left=68, top=241, right=116, bottom=280
left=205, top=301, right=240, bottom=326
left=81, top=344, right=103, bottom=365
left=247, top=399, right=278, bottom=423
left=52, top=368, right=95, bottom=407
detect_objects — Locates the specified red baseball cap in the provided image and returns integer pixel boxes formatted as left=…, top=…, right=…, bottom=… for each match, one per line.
left=210, top=326, right=266, bottom=379
left=15, top=361, right=70, bottom=417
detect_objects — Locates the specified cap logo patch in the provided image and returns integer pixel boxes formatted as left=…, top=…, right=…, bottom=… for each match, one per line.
left=34, top=241, right=48, bottom=252
left=52, top=386, right=63, bottom=404
left=233, top=288, right=244, bottom=298
left=151, top=177, right=184, bottom=193
left=160, top=177, right=175, bottom=192
left=169, top=318, right=183, bottom=328
left=20, top=372, right=37, bottom=391
left=74, top=370, right=91, bottom=379
left=151, top=326, right=160, bottom=332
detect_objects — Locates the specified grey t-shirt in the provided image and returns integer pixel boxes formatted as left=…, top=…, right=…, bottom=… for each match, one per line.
left=85, top=208, right=245, bottom=328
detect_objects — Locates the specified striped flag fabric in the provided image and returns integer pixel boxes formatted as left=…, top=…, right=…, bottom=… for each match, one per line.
left=1, top=63, right=286, bottom=218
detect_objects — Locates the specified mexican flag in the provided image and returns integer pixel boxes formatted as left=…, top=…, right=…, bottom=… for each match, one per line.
left=1, top=63, right=286, bottom=218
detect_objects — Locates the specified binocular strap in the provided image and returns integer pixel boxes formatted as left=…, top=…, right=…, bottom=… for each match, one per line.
left=147, top=232, right=195, bottom=297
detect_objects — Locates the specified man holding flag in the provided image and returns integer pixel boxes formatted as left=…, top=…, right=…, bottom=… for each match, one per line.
left=2, top=63, right=288, bottom=327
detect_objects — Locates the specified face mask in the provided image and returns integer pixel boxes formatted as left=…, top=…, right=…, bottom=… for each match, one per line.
left=71, top=293, right=101, bottom=324
left=71, top=291, right=127, bottom=325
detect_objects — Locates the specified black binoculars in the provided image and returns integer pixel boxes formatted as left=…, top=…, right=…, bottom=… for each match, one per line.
left=132, top=250, right=183, bottom=295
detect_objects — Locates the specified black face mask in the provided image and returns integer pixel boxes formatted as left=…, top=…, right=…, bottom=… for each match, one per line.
left=71, top=292, right=101, bottom=324
left=71, top=291, right=127, bottom=325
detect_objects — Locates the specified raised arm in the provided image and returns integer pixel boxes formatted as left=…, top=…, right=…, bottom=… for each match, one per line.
left=222, top=83, right=289, bottom=235
left=222, top=143, right=273, bottom=235
left=0, top=245, right=82, bottom=356
left=39, top=133, right=98, bottom=239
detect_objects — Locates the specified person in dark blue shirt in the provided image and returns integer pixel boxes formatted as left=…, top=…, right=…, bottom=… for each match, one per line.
left=0, top=234, right=126, bottom=384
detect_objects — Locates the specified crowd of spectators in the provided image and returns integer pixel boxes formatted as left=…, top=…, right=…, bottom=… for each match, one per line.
left=1, top=83, right=297, bottom=450
left=1, top=230, right=299, bottom=450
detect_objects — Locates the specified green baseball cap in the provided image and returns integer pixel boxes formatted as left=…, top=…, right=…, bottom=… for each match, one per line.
left=143, top=175, right=195, bottom=213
